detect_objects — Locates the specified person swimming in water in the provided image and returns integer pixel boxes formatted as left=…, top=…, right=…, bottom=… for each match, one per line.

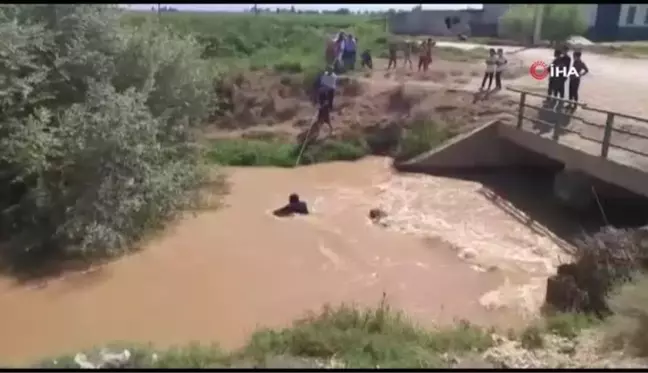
left=273, top=193, right=309, bottom=217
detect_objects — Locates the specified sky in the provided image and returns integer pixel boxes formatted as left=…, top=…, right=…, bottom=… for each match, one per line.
left=125, top=3, right=483, bottom=12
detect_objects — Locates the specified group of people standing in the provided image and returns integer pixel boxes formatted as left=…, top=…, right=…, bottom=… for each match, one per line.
left=326, top=32, right=359, bottom=72
left=480, top=46, right=589, bottom=109
left=480, top=48, right=507, bottom=91
left=387, top=38, right=436, bottom=72
left=547, top=46, right=589, bottom=108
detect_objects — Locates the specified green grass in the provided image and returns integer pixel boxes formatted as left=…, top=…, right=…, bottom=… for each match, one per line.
left=206, top=138, right=368, bottom=167
left=517, top=311, right=601, bottom=351
left=603, top=274, right=648, bottom=357
left=544, top=312, right=600, bottom=339
left=33, top=301, right=494, bottom=369
left=394, top=120, right=454, bottom=162
left=122, top=12, right=389, bottom=73
left=206, top=119, right=454, bottom=168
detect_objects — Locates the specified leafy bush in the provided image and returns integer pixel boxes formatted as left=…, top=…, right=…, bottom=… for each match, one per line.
left=394, top=120, right=453, bottom=162
left=0, top=5, right=216, bottom=270
left=545, top=227, right=648, bottom=317
left=499, top=5, right=587, bottom=44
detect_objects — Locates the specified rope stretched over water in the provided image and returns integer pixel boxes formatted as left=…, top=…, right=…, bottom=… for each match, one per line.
left=591, top=186, right=610, bottom=226
left=294, top=110, right=320, bottom=167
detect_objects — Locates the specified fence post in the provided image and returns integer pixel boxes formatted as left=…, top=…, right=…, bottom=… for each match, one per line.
left=516, top=92, right=526, bottom=129
left=601, top=113, right=615, bottom=158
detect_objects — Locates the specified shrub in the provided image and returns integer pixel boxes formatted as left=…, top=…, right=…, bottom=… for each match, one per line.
left=241, top=300, right=492, bottom=368
left=544, top=312, right=599, bottom=339
left=604, top=274, right=648, bottom=357
left=0, top=5, right=216, bottom=271
left=520, top=325, right=544, bottom=350
left=394, top=120, right=452, bottom=162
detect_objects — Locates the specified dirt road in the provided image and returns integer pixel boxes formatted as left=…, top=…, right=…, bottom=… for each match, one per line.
left=437, top=41, right=648, bottom=117
left=436, top=42, right=648, bottom=170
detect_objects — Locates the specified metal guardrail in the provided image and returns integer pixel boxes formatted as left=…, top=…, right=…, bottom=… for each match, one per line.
left=506, top=86, right=648, bottom=159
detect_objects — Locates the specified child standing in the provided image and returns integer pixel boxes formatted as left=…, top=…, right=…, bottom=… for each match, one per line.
left=494, top=48, right=507, bottom=90
left=480, top=48, right=496, bottom=91
left=424, top=38, right=434, bottom=70
left=568, top=50, right=589, bottom=108
left=361, top=49, right=373, bottom=69
left=403, top=40, right=413, bottom=69
left=417, top=40, right=427, bottom=72
left=387, top=41, right=398, bottom=70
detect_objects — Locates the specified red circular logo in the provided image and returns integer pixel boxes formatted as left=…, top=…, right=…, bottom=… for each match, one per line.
left=529, top=61, right=549, bottom=80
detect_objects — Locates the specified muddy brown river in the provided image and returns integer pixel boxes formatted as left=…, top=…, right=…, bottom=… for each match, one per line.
left=0, top=157, right=570, bottom=364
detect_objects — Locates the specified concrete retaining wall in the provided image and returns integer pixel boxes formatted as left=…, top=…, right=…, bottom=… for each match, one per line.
left=398, top=120, right=557, bottom=174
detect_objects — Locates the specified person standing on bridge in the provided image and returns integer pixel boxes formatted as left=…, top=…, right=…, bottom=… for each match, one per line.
left=553, top=46, right=572, bottom=102
left=568, top=50, right=589, bottom=109
left=546, top=49, right=563, bottom=101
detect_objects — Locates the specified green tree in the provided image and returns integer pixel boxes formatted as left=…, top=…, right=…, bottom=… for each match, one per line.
left=499, top=4, right=588, bottom=44
left=0, top=5, right=217, bottom=270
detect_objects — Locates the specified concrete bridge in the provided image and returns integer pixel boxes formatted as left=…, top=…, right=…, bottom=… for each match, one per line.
left=401, top=87, right=648, bottom=207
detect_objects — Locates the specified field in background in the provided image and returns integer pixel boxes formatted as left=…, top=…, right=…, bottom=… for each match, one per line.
left=122, top=12, right=390, bottom=73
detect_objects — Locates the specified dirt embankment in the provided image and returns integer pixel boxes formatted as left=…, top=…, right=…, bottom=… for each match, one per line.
left=205, top=68, right=517, bottom=149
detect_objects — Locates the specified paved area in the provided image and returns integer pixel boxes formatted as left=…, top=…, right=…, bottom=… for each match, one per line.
left=438, top=42, right=648, bottom=171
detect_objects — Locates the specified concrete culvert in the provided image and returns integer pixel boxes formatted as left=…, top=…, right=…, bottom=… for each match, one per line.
left=553, top=169, right=593, bottom=210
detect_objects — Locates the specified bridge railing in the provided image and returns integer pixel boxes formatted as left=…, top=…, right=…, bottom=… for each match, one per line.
left=506, top=86, right=648, bottom=159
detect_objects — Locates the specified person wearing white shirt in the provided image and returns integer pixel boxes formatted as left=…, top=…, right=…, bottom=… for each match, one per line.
left=494, top=48, right=507, bottom=90
left=480, top=48, right=496, bottom=91
left=313, top=66, right=337, bottom=133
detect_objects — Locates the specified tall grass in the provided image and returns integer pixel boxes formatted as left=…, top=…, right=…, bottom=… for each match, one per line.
left=603, top=274, right=648, bottom=357
left=34, top=300, right=493, bottom=369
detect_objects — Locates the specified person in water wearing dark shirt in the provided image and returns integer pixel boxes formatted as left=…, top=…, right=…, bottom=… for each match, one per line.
left=273, top=193, right=309, bottom=217
left=568, top=50, right=589, bottom=108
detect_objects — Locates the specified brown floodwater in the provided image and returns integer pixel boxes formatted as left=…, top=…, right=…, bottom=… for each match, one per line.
left=0, top=157, right=547, bottom=364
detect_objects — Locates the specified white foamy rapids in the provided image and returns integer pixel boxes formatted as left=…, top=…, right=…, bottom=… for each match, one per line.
left=375, top=173, right=572, bottom=276
left=479, top=277, right=547, bottom=320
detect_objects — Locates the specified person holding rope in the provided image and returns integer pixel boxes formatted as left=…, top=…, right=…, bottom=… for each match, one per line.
left=311, top=65, right=337, bottom=135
